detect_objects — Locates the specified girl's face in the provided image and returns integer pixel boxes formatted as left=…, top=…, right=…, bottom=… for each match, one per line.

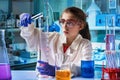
left=60, top=12, right=83, bottom=39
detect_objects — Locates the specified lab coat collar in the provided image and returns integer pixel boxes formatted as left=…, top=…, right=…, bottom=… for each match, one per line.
left=60, top=33, right=67, bottom=44
left=57, top=34, right=66, bottom=53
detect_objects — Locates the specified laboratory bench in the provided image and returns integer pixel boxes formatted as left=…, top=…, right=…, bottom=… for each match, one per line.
left=11, top=62, right=103, bottom=80
left=11, top=62, right=36, bottom=70
left=10, top=57, right=37, bottom=70
left=11, top=70, right=101, bottom=80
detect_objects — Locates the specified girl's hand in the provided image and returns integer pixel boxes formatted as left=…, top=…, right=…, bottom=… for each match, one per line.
left=19, top=13, right=32, bottom=27
left=37, top=60, right=60, bottom=77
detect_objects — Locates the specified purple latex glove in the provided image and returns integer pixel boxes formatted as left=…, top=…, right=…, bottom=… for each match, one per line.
left=19, top=13, right=32, bottom=27
left=37, top=60, right=60, bottom=77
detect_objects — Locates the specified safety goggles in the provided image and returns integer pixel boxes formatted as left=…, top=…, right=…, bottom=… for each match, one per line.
left=59, top=19, right=80, bottom=28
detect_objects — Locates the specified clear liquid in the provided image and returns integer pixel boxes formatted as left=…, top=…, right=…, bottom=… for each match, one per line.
left=0, top=63, right=11, bottom=80
left=106, top=34, right=115, bottom=50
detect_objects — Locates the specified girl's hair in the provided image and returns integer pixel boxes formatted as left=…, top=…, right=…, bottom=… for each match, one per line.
left=62, top=7, right=91, bottom=40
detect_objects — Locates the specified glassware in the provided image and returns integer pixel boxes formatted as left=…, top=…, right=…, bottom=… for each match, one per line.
left=105, top=15, right=115, bottom=51
left=55, top=53, right=71, bottom=80
left=55, top=66, right=71, bottom=80
left=56, top=69, right=71, bottom=80
left=0, top=29, right=12, bottom=80
left=102, top=15, right=119, bottom=80
left=105, top=15, right=116, bottom=69
left=101, top=51, right=120, bottom=80
left=81, top=60, right=94, bottom=78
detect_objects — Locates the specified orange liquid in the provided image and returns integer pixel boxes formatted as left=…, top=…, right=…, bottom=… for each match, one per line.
left=56, top=70, right=71, bottom=80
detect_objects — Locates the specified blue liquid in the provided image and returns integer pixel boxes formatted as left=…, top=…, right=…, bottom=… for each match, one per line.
left=81, top=61, right=94, bottom=78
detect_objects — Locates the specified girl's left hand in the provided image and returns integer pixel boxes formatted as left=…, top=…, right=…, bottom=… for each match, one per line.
left=37, top=60, right=59, bottom=77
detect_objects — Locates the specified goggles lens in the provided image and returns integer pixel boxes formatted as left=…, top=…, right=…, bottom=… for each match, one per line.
left=59, top=19, right=79, bottom=28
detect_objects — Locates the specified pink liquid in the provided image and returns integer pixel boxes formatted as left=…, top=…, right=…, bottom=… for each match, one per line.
left=106, top=34, right=115, bottom=50
left=0, top=63, right=11, bottom=80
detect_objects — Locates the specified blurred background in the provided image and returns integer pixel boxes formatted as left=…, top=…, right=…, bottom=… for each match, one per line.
left=0, top=0, right=120, bottom=74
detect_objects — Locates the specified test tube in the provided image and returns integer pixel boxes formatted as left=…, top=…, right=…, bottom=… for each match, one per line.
left=105, top=15, right=116, bottom=68
left=105, top=15, right=115, bottom=51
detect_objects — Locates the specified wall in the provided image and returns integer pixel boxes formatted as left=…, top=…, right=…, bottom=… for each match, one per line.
left=12, top=0, right=34, bottom=15
left=0, top=0, right=9, bottom=13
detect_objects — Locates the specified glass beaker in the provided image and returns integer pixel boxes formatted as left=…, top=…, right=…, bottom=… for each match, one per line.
left=55, top=53, right=71, bottom=80
left=0, top=29, right=12, bottom=80
left=81, top=60, right=94, bottom=78
left=56, top=69, right=71, bottom=80
left=55, top=66, right=71, bottom=80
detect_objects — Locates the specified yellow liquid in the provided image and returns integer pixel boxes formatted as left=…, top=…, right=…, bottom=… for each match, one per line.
left=56, top=70, right=71, bottom=80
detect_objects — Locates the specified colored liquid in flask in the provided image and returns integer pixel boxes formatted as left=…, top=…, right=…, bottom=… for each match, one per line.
left=0, top=63, right=11, bottom=80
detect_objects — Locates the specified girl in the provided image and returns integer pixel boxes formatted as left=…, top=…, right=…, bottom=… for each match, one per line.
left=20, top=7, right=92, bottom=77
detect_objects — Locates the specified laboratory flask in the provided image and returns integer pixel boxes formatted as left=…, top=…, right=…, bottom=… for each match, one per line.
left=0, top=29, right=12, bottom=80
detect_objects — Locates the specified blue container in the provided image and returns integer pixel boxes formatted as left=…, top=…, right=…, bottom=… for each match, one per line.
left=107, top=14, right=116, bottom=27
left=81, top=60, right=94, bottom=78
left=116, top=14, right=120, bottom=26
left=96, top=14, right=106, bottom=26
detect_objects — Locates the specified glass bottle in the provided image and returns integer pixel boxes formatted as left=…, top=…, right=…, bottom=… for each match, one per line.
left=0, top=29, right=12, bottom=80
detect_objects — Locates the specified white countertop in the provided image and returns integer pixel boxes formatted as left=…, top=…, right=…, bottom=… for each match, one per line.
left=11, top=70, right=101, bottom=80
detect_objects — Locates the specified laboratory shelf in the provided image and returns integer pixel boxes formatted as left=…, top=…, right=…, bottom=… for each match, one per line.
left=6, top=28, right=20, bottom=32
left=90, top=26, right=120, bottom=30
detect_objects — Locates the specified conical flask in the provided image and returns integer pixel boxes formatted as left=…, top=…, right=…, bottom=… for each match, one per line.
left=0, top=29, right=12, bottom=80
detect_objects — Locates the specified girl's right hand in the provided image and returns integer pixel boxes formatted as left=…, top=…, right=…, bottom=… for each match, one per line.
left=19, top=13, right=32, bottom=27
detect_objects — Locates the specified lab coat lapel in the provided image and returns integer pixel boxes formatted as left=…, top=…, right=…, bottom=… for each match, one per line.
left=70, top=35, right=83, bottom=51
left=66, top=34, right=83, bottom=55
left=57, top=34, right=66, bottom=53
left=57, top=34, right=83, bottom=54
left=64, top=35, right=83, bottom=63
left=56, top=34, right=83, bottom=63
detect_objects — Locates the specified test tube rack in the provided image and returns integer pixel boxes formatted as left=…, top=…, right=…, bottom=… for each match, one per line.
left=101, top=67, right=120, bottom=80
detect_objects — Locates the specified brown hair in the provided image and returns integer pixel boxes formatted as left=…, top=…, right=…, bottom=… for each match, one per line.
left=62, top=7, right=91, bottom=40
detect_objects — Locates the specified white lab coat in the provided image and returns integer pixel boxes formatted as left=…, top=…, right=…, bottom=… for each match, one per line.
left=20, top=23, right=93, bottom=77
